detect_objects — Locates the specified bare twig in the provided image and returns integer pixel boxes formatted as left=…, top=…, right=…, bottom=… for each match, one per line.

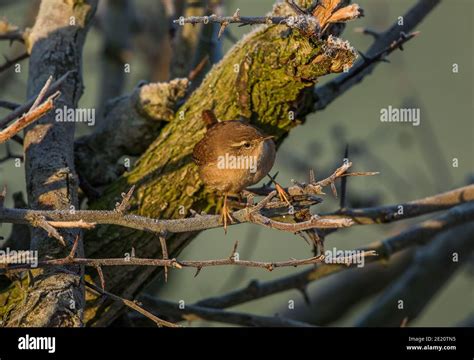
left=0, top=19, right=26, bottom=43
left=114, top=185, right=135, bottom=213
left=0, top=162, right=377, bottom=234
left=0, top=31, right=26, bottom=43
left=26, top=214, right=66, bottom=247
left=174, top=1, right=363, bottom=40
left=0, top=245, right=377, bottom=273
left=354, top=27, right=381, bottom=39
left=159, top=232, right=169, bottom=282
left=0, top=142, right=22, bottom=164
left=0, top=91, right=61, bottom=144
left=85, top=282, right=179, bottom=328
left=0, top=182, right=472, bottom=238
left=0, top=100, right=20, bottom=110
left=30, top=75, right=53, bottom=110
left=249, top=161, right=378, bottom=197
left=329, top=184, right=474, bottom=225
left=139, top=296, right=314, bottom=327
left=317, top=31, right=421, bottom=111
left=0, top=70, right=75, bottom=128
left=0, top=52, right=29, bottom=73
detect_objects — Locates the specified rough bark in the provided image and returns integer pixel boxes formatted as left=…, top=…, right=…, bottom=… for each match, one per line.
left=3, top=0, right=97, bottom=327
left=1, top=192, right=30, bottom=251
left=81, top=2, right=358, bottom=326
left=75, top=78, right=190, bottom=186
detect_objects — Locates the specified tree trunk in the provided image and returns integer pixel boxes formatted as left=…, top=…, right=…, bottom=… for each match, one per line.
left=2, top=0, right=97, bottom=327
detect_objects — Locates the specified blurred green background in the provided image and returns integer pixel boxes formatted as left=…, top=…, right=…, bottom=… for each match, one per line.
left=0, top=0, right=472, bottom=326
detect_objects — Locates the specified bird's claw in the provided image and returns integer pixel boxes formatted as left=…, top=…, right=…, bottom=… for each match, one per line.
left=221, top=197, right=234, bottom=234
left=275, top=182, right=291, bottom=206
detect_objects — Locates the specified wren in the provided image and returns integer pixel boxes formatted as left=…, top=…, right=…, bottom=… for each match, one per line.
left=193, top=110, right=276, bottom=231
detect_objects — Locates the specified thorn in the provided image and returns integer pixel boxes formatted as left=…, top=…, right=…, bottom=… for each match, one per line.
left=296, top=231, right=311, bottom=246
left=354, top=27, right=381, bottom=39
left=95, top=265, right=105, bottom=291
left=232, top=8, right=241, bottom=20
left=115, top=185, right=135, bottom=213
left=266, top=172, right=279, bottom=187
left=218, top=22, right=228, bottom=39
left=172, top=260, right=183, bottom=269
left=230, top=241, right=239, bottom=260
left=330, top=182, right=337, bottom=198
left=68, top=234, right=80, bottom=259
left=286, top=0, right=308, bottom=15
left=358, top=50, right=371, bottom=62
left=159, top=234, right=169, bottom=282
left=188, top=55, right=210, bottom=82
left=309, top=169, right=315, bottom=183
left=194, top=266, right=202, bottom=277
left=340, top=145, right=349, bottom=209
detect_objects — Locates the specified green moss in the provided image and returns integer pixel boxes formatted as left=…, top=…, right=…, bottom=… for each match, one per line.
left=0, top=276, right=28, bottom=323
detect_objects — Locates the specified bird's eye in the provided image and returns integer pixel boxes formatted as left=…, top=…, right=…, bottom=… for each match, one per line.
left=243, top=142, right=251, bottom=149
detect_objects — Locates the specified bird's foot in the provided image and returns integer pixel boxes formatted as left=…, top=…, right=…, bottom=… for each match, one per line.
left=221, top=196, right=234, bottom=234
left=275, top=182, right=291, bottom=206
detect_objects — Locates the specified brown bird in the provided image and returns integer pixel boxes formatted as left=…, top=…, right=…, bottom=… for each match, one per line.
left=193, top=110, right=276, bottom=231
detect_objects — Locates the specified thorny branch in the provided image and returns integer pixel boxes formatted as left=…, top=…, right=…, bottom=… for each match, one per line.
left=0, top=231, right=378, bottom=273
left=0, top=162, right=375, bottom=235
left=85, top=281, right=179, bottom=328
left=179, top=201, right=474, bottom=312
left=0, top=19, right=26, bottom=43
left=139, top=296, right=315, bottom=327
left=174, top=1, right=363, bottom=39
left=0, top=52, right=29, bottom=73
